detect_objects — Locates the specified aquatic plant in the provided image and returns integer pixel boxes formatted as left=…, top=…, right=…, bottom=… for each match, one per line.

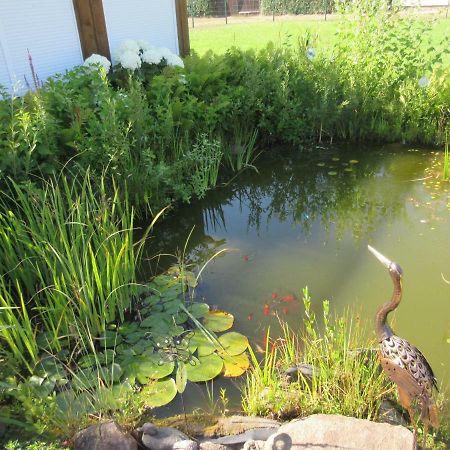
left=223, top=127, right=259, bottom=173
left=242, top=287, right=393, bottom=420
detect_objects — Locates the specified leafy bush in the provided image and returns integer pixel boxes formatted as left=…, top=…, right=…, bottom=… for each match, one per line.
left=0, top=8, right=448, bottom=214
left=261, top=0, right=335, bottom=15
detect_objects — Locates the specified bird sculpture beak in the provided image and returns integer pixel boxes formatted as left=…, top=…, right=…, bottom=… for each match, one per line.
left=367, top=245, right=392, bottom=269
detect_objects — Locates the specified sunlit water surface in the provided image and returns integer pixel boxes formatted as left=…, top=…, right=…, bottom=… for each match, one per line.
left=142, top=144, right=449, bottom=416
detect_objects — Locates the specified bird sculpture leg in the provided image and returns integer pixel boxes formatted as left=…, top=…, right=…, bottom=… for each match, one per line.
left=398, top=387, right=417, bottom=450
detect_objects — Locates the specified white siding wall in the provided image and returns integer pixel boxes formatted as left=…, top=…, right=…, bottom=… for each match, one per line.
left=103, top=0, right=179, bottom=63
left=0, top=0, right=83, bottom=94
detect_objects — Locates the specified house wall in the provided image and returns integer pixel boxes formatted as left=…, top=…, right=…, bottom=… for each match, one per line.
left=0, top=0, right=182, bottom=94
left=102, top=0, right=179, bottom=63
left=0, top=0, right=83, bottom=94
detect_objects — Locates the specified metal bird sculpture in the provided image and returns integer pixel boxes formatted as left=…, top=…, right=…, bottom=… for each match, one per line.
left=368, top=245, right=439, bottom=445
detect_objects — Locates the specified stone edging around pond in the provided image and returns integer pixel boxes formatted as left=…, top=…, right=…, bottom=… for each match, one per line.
left=73, top=414, right=414, bottom=450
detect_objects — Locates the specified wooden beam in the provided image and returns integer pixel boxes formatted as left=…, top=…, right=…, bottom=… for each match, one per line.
left=175, top=0, right=190, bottom=57
left=73, top=0, right=111, bottom=60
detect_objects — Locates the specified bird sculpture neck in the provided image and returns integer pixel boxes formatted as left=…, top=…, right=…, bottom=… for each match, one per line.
left=376, top=270, right=402, bottom=341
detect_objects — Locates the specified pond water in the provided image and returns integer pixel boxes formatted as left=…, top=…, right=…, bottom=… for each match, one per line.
left=143, top=143, right=449, bottom=416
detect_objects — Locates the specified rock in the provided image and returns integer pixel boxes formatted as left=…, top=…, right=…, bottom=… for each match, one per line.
left=213, top=428, right=279, bottom=446
left=264, top=414, right=414, bottom=450
left=155, top=414, right=218, bottom=438
left=243, top=440, right=266, bottom=450
left=74, top=421, right=138, bottom=450
left=378, top=399, right=408, bottom=427
left=205, top=416, right=280, bottom=438
left=141, top=422, right=159, bottom=436
left=173, top=440, right=199, bottom=450
left=142, top=426, right=189, bottom=450
left=284, top=363, right=315, bottom=382
left=200, top=442, right=232, bottom=450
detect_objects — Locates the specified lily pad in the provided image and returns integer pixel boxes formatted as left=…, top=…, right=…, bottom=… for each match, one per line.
left=328, top=171, right=337, bottom=176
left=218, top=332, right=249, bottom=356
left=186, top=354, right=223, bottom=382
left=142, top=295, right=161, bottom=307
left=125, top=331, right=146, bottom=344
left=164, top=299, right=183, bottom=314
left=317, top=162, right=325, bottom=167
left=222, top=353, right=250, bottom=377
left=344, top=167, right=353, bottom=172
left=140, top=313, right=169, bottom=328
left=188, top=303, right=210, bottom=319
left=117, top=322, right=139, bottom=335
left=122, top=354, right=174, bottom=384
left=141, top=378, right=177, bottom=407
left=98, top=330, right=123, bottom=348
left=176, top=362, right=187, bottom=393
left=203, top=311, right=234, bottom=332
left=349, top=159, right=359, bottom=164
left=331, top=157, right=340, bottom=161
left=100, top=363, right=123, bottom=383
left=188, top=330, right=217, bottom=356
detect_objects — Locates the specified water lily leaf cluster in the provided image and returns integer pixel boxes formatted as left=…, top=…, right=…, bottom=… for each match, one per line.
left=7, top=269, right=250, bottom=411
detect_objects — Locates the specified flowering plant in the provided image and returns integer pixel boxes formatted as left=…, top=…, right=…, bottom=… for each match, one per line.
left=83, top=54, right=111, bottom=72
left=113, top=39, right=184, bottom=70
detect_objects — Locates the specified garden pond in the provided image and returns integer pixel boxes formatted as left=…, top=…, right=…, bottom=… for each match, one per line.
left=144, top=143, right=449, bottom=416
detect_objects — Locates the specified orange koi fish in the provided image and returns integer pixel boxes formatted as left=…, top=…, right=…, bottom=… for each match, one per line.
left=263, top=304, right=270, bottom=316
left=281, top=294, right=296, bottom=303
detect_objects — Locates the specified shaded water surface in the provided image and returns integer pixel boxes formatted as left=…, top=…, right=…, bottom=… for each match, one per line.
left=143, top=144, right=449, bottom=414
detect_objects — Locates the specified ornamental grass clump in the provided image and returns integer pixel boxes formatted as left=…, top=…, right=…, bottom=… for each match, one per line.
left=242, top=287, right=393, bottom=420
left=0, top=172, right=144, bottom=367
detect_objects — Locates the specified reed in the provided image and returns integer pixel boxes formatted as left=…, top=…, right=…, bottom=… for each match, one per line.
left=0, top=172, right=148, bottom=369
left=242, top=288, right=393, bottom=420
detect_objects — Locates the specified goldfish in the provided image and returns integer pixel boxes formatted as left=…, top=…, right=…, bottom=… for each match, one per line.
left=247, top=313, right=253, bottom=321
left=282, top=307, right=289, bottom=315
left=271, top=292, right=278, bottom=299
left=263, top=304, right=270, bottom=316
left=281, top=294, right=296, bottom=303
left=243, top=255, right=249, bottom=262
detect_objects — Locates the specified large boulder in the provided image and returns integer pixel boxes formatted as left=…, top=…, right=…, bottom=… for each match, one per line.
left=74, top=421, right=137, bottom=450
left=264, top=414, right=414, bottom=450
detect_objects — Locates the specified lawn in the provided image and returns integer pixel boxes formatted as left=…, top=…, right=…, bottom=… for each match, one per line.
left=189, top=14, right=450, bottom=56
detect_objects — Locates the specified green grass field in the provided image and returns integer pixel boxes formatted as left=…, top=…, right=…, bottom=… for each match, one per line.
left=189, top=15, right=450, bottom=56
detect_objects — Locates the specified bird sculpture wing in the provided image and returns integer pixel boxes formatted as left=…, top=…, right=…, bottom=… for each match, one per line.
left=380, top=357, right=423, bottom=398
left=380, top=357, right=439, bottom=428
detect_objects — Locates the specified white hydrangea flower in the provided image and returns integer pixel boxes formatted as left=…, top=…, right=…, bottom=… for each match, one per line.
left=418, top=76, right=430, bottom=88
left=306, top=48, right=316, bottom=61
left=137, top=40, right=153, bottom=52
left=118, top=39, right=140, bottom=54
left=83, top=54, right=111, bottom=72
left=119, top=50, right=142, bottom=70
left=142, top=48, right=163, bottom=65
left=159, top=47, right=184, bottom=68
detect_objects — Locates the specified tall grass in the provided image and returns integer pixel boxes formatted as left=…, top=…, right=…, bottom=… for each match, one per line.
left=0, top=172, right=147, bottom=369
left=242, top=287, right=393, bottom=420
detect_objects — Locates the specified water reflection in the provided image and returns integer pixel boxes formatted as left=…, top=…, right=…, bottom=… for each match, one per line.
left=148, top=145, right=423, bottom=267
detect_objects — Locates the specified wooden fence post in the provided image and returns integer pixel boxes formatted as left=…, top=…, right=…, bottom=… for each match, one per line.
left=176, top=0, right=190, bottom=57
left=73, top=0, right=110, bottom=60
